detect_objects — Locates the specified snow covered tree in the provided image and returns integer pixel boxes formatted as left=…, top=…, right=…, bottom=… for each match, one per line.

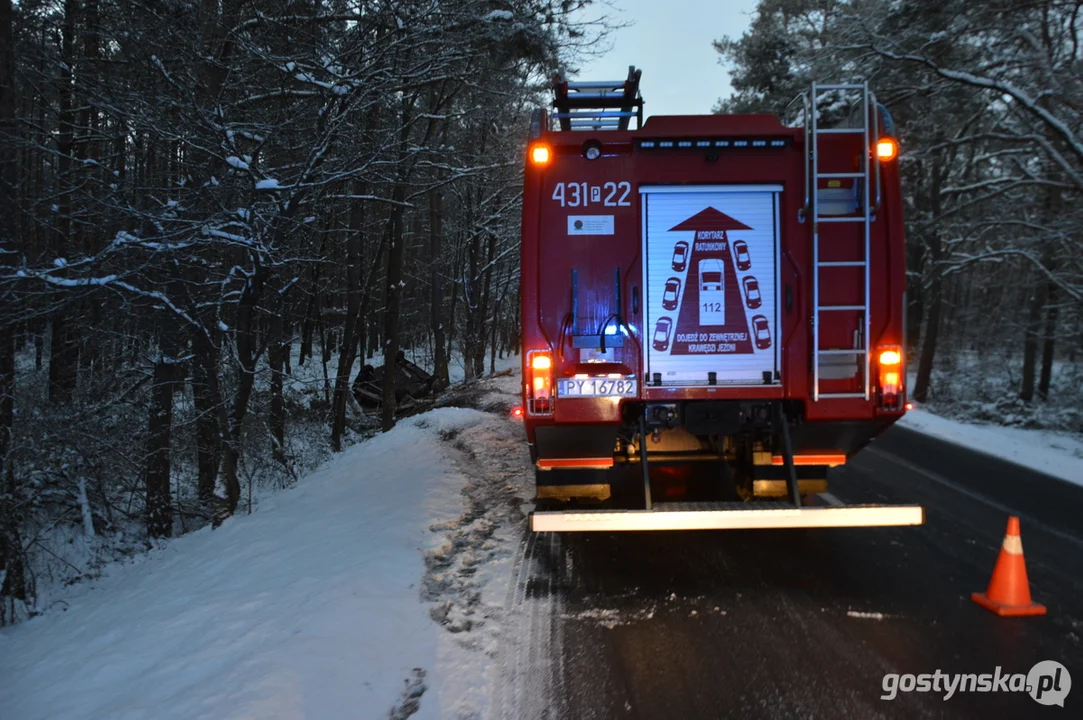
left=0, top=0, right=26, bottom=623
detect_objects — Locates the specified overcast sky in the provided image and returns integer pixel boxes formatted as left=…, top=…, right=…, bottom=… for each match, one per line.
left=574, top=0, right=759, bottom=117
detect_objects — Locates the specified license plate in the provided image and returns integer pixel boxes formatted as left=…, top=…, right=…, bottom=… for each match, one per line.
left=558, top=378, right=637, bottom=397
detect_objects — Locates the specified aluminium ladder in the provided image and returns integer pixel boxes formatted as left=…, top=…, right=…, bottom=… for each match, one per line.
left=552, top=66, right=644, bottom=131
left=802, top=81, right=883, bottom=401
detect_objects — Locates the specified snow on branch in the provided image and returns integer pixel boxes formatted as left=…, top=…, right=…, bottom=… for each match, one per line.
left=940, top=249, right=1082, bottom=301
left=852, top=40, right=1083, bottom=164
left=12, top=268, right=213, bottom=337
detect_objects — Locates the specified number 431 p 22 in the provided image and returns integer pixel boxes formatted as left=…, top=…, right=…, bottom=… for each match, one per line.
left=552, top=181, right=631, bottom=208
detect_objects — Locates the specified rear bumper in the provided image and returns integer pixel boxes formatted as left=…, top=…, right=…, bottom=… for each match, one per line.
left=790, top=419, right=896, bottom=455
left=528, top=411, right=896, bottom=457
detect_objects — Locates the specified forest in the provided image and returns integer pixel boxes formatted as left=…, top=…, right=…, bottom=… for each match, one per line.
left=0, top=0, right=608, bottom=624
left=2, top=0, right=1081, bottom=624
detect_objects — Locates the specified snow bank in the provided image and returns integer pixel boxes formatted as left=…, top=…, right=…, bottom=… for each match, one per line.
left=898, top=408, right=1083, bottom=487
left=0, top=406, right=517, bottom=720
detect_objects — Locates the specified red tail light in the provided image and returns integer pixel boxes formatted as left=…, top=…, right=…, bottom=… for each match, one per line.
left=878, top=345, right=902, bottom=409
left=526, top=352, right=553, bottom=415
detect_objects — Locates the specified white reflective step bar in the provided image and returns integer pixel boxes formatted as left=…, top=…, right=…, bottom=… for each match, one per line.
left=531, top=503, right=925, bottom=532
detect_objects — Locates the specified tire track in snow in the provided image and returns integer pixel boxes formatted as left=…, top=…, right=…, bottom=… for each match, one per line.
left=419, top=372, right=566, bottom=719
left=547, top=533, right=567, bottom=720
left=496, top=528, right=533, bottom=718
left=496, top=527, right=567, bottom=720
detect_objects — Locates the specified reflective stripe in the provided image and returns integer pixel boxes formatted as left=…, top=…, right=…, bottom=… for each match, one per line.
left=770, top=453, right=846, bottom=467
left=1002, top=535, right=1023, bottom=555
left=536, top=458, right=614, bottom=470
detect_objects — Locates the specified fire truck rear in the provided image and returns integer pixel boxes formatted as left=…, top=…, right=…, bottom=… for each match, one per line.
left=519, top=68, right=924, bottom=532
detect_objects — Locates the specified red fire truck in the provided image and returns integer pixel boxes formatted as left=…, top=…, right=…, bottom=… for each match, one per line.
left=519, top=68, right=924, bottom=532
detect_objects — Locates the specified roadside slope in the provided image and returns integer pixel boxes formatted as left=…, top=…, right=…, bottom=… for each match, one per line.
left=0, top=400, right=529, bottom=720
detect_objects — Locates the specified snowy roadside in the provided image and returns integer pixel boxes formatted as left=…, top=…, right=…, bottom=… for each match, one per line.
left=898, top=408, right=1083, bottom=487
left=0, top=369, right=532, bottom=720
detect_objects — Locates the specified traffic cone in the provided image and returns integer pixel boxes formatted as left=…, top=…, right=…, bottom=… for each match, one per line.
left=971, top=516, right=1046, bottom=617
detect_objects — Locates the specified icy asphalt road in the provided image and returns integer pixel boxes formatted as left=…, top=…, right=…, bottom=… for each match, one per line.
left=495, top=426, right=1083, bottom=720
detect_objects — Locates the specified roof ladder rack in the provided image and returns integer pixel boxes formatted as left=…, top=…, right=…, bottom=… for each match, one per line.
left=552, top=66, right=644, bottom=131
